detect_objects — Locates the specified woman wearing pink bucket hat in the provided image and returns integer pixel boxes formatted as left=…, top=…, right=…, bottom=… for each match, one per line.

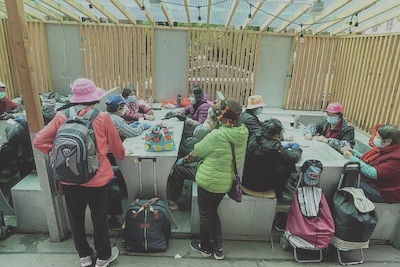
left=303, top=102, right=355, bottom=152
left=33, top=78, right=124, bottom=267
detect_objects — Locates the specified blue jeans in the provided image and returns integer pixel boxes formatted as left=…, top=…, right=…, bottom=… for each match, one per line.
left=198, top=186, right=225, bottom=252
left=62, top=184, right=111, bottom=260
left=359, top=180, right=386, bottom=203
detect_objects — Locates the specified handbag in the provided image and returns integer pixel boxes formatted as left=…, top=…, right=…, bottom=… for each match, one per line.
left=144, top=124, right=176, bottom=152
left=227, top=143, right=242, bottom=202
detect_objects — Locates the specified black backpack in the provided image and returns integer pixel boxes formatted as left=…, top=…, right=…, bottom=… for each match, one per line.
left=50, top=106, right=100, bottom=184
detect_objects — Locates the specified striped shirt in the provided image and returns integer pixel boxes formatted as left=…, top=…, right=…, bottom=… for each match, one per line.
left=108, top=112, right=143, bottom=139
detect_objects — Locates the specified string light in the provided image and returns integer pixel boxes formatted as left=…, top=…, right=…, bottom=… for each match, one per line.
left=299, top=24, right=305, bottom=44
left=197, top=6, right=202, bottom=26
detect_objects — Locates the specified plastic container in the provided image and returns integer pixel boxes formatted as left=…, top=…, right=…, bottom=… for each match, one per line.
left=177, top=94, right=181, bottom=108
left=294, top=115, right=300, bottom=129
left=149, top=95, right=153, bottom=108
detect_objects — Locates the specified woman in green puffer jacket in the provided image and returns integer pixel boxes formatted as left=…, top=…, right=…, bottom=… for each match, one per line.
left=183, top=98, right=248, bottom=260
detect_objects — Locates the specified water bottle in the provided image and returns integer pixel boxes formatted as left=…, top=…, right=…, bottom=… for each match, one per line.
left=149, top=95, right=153, bottom=108
left=294, top=115, right=300, bottom=129
left=177, top=94, right=181, bottom=108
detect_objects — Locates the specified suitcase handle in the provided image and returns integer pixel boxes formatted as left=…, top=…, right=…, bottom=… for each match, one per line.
left=137, top=157, right=158, bottom=197
left=337, top=162, right=361, bottom=190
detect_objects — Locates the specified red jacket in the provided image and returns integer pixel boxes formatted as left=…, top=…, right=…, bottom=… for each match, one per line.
left=366, top=143, right=400, bottom=203
left=33, top=105, right=126, bottom=187
left=0, top=96, right=19, bottom=113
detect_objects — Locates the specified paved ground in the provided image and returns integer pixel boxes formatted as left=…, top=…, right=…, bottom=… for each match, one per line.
left=0, top=233, right=400, bottom=267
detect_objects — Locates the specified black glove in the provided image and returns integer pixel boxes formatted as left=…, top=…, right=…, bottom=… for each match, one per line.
left=176, top=115, right=186, bottom=121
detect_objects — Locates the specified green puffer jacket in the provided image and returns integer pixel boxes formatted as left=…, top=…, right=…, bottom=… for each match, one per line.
left=193, top=124, right=248, bottom=193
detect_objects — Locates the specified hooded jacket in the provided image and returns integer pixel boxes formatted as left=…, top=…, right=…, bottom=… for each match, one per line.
left=240, top=110, right=262, bottom=138
left=184, top=93, right=213, bottom=124
left=194, top=124, right=248, bottom=193
left=364, top=143, right=400, bottom=203
left=242, top=133, right=302, bottom=192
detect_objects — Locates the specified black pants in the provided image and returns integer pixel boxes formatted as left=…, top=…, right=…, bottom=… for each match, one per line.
left=62, top=184, right=111, bottom=260
left=198, top=186, right=225, bottom=252
left=166, top=162, right=197, bottom=202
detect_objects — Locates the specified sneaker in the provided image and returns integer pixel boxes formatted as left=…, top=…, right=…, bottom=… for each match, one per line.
left=95, top=247, right=119, bottom=267
left=79, top=255, right=92, bottom=267
left=168, top=200, right=179, bottom=211
left=108, top=216, right=121, bottom=231
left=274, top=212, right=288, bottom=232
left=190, top=240, right=212, bottom=257
left=213, top=248, right=224, bottom=260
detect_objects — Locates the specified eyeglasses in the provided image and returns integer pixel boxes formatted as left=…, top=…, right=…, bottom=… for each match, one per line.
left=145, top=142, right=174, bottom=151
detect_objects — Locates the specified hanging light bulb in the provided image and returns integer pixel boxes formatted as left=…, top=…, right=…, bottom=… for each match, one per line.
left=197, top=6, right=202, bottom=27
left=354, top=14, right=359, bottom=27
left=248, top=3, right=252, bottom=23
left=299, top=24, right=305, bottom=44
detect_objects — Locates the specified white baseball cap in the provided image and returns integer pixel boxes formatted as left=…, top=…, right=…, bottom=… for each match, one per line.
left=0, top=81, right=6, bottom=88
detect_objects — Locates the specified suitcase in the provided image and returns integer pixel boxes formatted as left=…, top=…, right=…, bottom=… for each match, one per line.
left=124, top=158, right=172, bottom=252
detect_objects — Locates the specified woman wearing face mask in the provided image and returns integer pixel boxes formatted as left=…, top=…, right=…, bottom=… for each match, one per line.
left=120, top=85, right=154, bottom=123
left=240, top=95, right=267, bottom=139
left=303, top=102, right=355, bottom=152
left=342, top=124, right=400, bottom=203
left=0, top=81, right=19, bottom=116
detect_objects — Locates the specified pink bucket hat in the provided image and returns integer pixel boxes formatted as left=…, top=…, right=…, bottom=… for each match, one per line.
left=246, top=95, right=266, bottom=110
left=325, top=102, right=343, bottom=114
left=70, top=78, right=105, bottom=103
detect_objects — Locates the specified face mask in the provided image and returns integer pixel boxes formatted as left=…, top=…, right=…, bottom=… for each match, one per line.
left=189, top=96, right=196, bottom=104
left=127, top=95, right=136, bottom=102
left=373, top=136, right=383, bottom=148
left=255, top=108, right=263, bottom=115
left=0, top=92, right=6, bottom=99
left=326, top=115, right=339, bottom=125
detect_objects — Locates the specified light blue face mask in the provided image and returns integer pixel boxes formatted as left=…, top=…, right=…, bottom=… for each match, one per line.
left=255, top=107, right=263, bottom=115
left=326, top=115, right=339, bottom=125
left=373, top=136, right=383, bottom=148
left=189, top=96, right=196, bottom=104
left=0, top=92, right=6, bottom=99
left=127, top=95, right=136, bottom=102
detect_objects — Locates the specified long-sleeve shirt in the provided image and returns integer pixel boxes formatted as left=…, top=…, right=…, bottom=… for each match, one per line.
left=108, top=112, right=143, bottom=139
left=33, top=105, right=125, bottom=187
left=0, top=96, right=19, bottom=114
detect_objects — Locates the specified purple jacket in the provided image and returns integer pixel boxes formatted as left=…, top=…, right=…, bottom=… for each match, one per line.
left=184, top=93, right=213, bottom=124
left=122, top=100, right=152, bottom=122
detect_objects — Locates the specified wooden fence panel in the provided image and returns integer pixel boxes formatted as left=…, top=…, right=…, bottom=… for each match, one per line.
left=187, top=29, right=260, bottom=105
left=0, top=19, right=15, bottom=97
left=80, top=25, right=154, bottom=100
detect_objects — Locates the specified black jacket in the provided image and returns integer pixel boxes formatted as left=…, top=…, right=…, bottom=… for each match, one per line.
left=242, top=133, right=302, bottom=192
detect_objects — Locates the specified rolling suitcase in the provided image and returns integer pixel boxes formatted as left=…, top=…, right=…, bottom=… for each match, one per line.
left=124, top=158, right=172, bottom=252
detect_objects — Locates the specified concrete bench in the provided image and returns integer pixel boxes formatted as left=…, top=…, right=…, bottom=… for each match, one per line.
left=371, top=203, right=400, bottom=242
left=191, top=183, right=277, bottom=239
left=11, top=173, right=94, bottom=233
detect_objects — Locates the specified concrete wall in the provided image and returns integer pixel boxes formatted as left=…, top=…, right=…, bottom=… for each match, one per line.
left=154, top=29, right=188, bottom=102
left=46, top=24, right=84, bottom=96
left=254, top=35, right=293, bottom=108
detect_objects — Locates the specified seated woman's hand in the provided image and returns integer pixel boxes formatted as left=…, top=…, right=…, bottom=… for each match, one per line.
left=144, top=114, right=155, bottom=121
left=147, top=110, right=154, bottom=115
left=315, top=136, right=328, bottom=143
left=304, top=133, right=313, bottom=140
left=284, top=134, right=294, bottom=141
left=343, top=151, right=353, bottom=159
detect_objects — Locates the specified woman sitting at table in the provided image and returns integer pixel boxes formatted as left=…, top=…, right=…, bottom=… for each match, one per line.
left=342, top=124, right=400, bottom=204
left=242, top=119, right=302, bottom=199
left=121, top=85, right=155, bottom=123
left=303, top=102, right=355, bottom=152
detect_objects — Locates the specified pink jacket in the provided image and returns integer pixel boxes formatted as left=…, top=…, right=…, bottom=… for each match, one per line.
left=33, top=106, right=126, bottom=187
left=122, top=101, right=152, bottom=122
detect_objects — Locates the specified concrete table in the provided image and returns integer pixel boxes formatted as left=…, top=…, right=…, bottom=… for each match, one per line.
left=116, top=106, right=184, bottom=203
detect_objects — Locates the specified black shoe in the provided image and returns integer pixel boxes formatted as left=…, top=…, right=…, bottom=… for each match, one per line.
left=274, top=212, right=288, bottom=232
left=213, top=248, right=224, bottom=260
left=108, top=216, right=121, bottom=231
left=190, top=240, right=212, bottom=257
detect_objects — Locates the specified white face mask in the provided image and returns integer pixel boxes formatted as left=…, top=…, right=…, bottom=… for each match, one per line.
left=189, top=96, right=196, bottom=104
left=127, top=95, right=136, bottom=102
left=255, top=107, right=263, bottom=115
left=0, top=92, right=6, bottom=99
left=326, top=115, right=339, bottom=125
left=373, top=136, right=383, bottom=148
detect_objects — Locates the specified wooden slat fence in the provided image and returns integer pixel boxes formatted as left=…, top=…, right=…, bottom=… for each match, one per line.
left=284, top=36, right=337, bottom=111
left=330, top=35, right=400, bottom=132
left=0, top=19, right=16, bottom=97
left=80, top=25, right=154, bottom=100
left=187, top=29, right=260, bottom=105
